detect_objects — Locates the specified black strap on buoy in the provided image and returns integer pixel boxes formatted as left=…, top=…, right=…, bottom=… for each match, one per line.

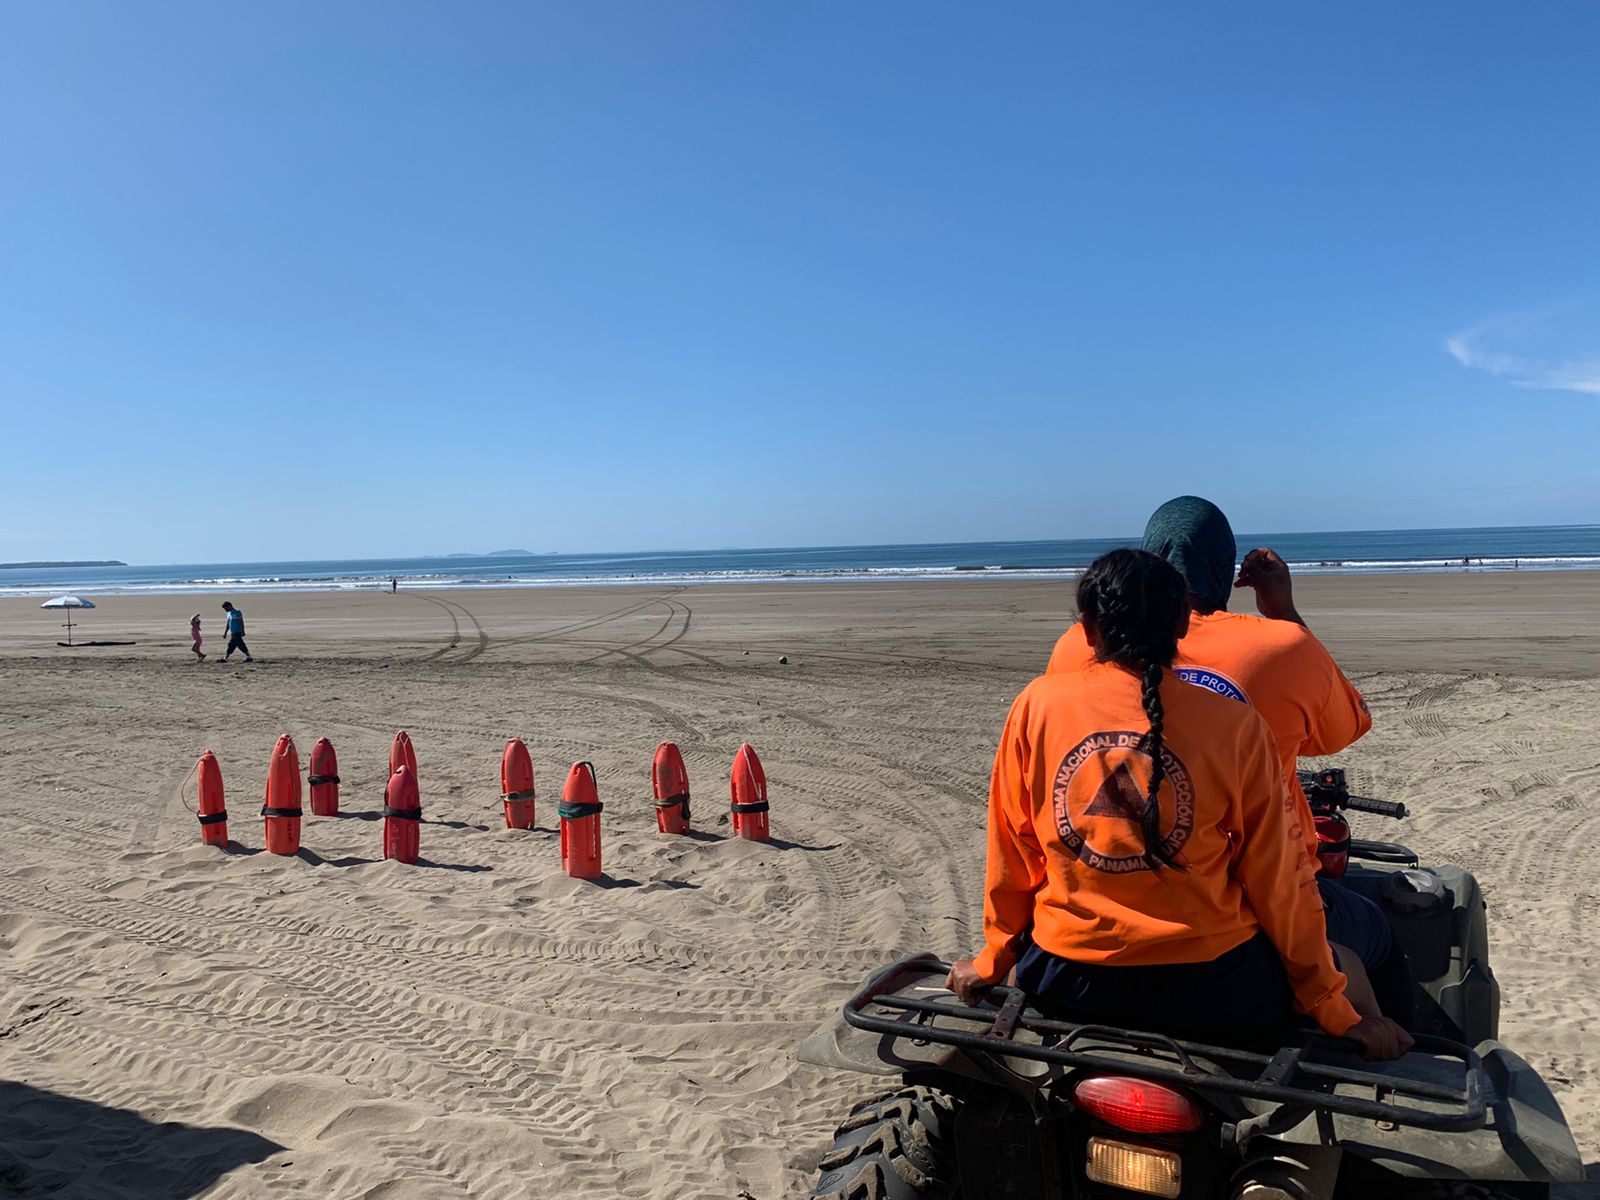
left=730, top=801, right=769, bottom=814
left=557, top=801, right=603, bottom=820
left=655, top=792, right=691, bottom=819
left=197, top=811, right=228, bottom=825
left=502, top=788, right=536, bottom=801
left=382, top=806, right=422, bottom=821
left=308, top=774, right=340, bottom=786
left=260, top=805, right=303, bottom=818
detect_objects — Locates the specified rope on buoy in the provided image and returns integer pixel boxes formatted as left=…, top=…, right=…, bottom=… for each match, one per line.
left=179, top=758, right=200, bottom=815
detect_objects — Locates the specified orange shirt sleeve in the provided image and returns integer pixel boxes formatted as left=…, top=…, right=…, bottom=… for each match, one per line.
left=973, top=690, right=1048, bottom=982
left=1228, top=713, right=1361, bottom=1035
left=1293, top=633, right=1372, bottom=757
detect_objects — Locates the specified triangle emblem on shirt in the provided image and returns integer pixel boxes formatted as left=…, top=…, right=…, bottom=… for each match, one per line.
left=1081, top=760, right=1146, bottom=822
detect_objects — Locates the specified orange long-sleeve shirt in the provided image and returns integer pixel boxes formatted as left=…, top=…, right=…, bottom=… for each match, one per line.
left=1047, top=612, right=1372, bottom=864
left=975, top=661, right=1359, bottom=1036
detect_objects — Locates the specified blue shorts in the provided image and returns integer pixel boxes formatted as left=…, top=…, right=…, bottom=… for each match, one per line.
left=1319, top=877, right=1393, bottom=969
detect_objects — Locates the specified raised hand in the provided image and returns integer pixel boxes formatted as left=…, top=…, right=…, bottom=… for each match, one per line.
left=1234, top=547, right=1306, bottom=627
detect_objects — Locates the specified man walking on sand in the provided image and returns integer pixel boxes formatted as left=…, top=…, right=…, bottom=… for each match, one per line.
left=220, top=601, right=253, bottom=663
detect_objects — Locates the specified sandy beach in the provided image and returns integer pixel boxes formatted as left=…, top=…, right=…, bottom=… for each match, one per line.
left=1, top=573, right=1597, bottom=1197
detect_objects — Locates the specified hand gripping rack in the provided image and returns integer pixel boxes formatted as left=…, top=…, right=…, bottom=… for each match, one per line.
left=843, top=956, right=1486, bottom=1138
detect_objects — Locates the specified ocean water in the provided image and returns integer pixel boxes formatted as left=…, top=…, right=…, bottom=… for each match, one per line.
left=2, top=526, right=1598, bottom=597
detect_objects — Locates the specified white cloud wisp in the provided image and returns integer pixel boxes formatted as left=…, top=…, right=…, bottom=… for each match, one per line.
left=1446, top=313, right=1600, bottom=397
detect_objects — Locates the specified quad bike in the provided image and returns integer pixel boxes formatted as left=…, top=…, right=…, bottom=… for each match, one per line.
left=795, top=770, right=1583, bottom=1199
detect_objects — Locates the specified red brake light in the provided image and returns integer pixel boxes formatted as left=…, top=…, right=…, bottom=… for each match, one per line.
left=1072, top=1076, right=1203, bottom=1134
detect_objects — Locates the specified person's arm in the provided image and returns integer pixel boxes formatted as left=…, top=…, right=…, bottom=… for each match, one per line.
left=1295, top=637, right=1372, bottom=757
left=1229, top=719, right=1361, bottom=1036
left=956, top=693, right=1048, bottom=992
left=1234, top=548, right=1305, bottom=628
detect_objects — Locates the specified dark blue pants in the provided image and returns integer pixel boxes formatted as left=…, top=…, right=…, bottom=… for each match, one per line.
left=1319, top=877, right=1393, bottom=969
left=1015, top=933, right=1294, bottom=1049
left=1319, top=877, right=1414, bottom=1026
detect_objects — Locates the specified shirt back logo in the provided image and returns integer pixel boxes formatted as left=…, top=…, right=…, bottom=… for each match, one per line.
left=1053, top=730, right=1195, bottom=874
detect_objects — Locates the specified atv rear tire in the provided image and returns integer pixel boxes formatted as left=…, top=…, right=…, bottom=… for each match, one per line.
left=809, top=1086, right=960, bottom=1199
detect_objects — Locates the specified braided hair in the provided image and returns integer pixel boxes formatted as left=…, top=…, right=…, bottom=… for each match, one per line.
left=1076, top=549, right=1188, bottom=871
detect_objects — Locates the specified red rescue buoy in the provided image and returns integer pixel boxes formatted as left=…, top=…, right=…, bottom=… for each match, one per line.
left=309, top=737, right=340, bottom=817
left=384, top=764, right=421, bottom=864
left=389, top=730, right=416, bottom=781
left=652, top=742, right=691, bottom=835
left=730, top=743, right=769, bottom=843
left=559, top=761, right=603, bottom=880
left=261, top=734, right=303, bottom=856
left=501, top=738, right=536, bottom=830
left=196, top=750, right=228, bottom=847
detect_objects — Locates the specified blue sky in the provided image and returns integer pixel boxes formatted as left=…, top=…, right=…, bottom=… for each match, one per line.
left=1, top=3, right=1596, bottom=563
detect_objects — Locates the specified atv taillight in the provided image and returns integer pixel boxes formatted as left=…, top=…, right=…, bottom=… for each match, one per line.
left=1072, top=1076, right=1203, bottom=1134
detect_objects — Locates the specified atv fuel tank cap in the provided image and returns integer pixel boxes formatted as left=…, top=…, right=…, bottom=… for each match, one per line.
left=1382, top=868, right=1449, bottom=912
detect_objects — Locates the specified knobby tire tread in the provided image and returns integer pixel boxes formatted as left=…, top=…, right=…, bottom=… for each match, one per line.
left=810, top=1086, right=959, bottom=1200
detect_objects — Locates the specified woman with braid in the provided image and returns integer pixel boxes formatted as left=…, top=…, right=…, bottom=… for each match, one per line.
left=946, top=550, right=1411, bottom=1059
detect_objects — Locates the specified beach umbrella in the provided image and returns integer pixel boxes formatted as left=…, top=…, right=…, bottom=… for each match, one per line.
left=41, top=595, right=95, bottom=646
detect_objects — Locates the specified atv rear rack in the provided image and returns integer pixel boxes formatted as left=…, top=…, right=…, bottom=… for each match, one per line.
left=844, top=955, right=1486, bottom=1134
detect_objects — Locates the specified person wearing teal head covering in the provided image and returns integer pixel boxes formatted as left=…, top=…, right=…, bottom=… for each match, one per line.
left=1142, top=495, right=1306, bottom=626
left=1140, top=496, right=1237, bottom=614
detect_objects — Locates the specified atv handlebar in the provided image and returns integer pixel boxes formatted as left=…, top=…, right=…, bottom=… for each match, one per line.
left=1297, top=768, right=1408, bottom=820
left=1339, top=793, right=1409, bottom=820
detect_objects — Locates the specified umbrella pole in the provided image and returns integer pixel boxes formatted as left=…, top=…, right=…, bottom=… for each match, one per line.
left=66, top=610, right=73, bottom=646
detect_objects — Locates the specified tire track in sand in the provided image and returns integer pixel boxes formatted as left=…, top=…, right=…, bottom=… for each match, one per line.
left=0, top=875, right=736, bottom=1177
left=406, top=593, right=489, bottom=664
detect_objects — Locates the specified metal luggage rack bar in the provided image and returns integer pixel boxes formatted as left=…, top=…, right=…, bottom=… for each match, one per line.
left=845, top=956, right=1485, bottom=1133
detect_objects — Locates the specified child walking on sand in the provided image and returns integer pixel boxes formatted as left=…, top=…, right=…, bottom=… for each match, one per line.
left=190, top=614, right=206, bottom=662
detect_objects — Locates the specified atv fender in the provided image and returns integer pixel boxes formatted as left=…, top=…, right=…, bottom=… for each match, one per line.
left=793, top=955, right=1057, bottom=1097
left=793, top=1009, right=944, bottom=1077
left=1275, top=1041, right=1583, bottom=1184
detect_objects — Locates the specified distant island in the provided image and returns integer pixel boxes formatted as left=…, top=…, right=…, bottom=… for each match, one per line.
left=442, top=550, right=537, bottom=559
left=0, top=560, right=125, bottom=569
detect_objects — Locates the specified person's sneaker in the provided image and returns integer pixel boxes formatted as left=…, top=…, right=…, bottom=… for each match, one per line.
left=244, top=657, right=254, bottom=662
